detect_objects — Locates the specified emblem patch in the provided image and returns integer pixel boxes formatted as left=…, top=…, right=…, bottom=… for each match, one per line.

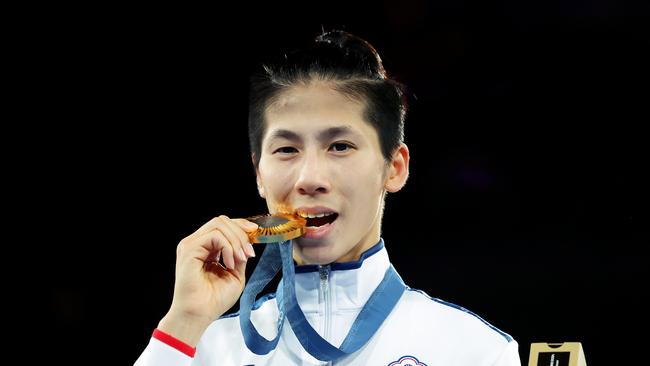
left=387, top=355, right=427, bottom=366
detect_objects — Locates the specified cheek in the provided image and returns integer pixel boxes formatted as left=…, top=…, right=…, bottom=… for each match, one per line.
left=341, top=162, right=385, bottom=207
left=260, top=162, right=296, bottom=198
left=267, top=177, right=290, bottom=197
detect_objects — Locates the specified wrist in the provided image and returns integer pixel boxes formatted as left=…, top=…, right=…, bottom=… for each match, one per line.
left=157, top=311, right=212, bottom=347
left=152, top=328, right=197, bottom=357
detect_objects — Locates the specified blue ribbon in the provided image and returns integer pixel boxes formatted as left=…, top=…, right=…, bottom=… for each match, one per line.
left=239, top=240, right=406, bottom=361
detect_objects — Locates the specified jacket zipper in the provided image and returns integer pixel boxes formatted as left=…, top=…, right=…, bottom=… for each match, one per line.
left=318, top=265, right=333, bottom=366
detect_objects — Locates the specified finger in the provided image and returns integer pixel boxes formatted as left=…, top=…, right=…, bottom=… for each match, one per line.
left=233, top=252, right=247, bottom=280
left=176, top=229, right=229, bottom=275
left=227, top=219, right=257, bottom=258
left=190, top=215, right=244, bottom=263
left=189, top=229, right=228, bottom=262
left=222, top=219, right=253, bottom=260
left=232, top=218, right=258, bottom=256
left=199, top=229, right=236, bottom=270
left=194, top=215, right=258, bottom=239
left=215, top=216, right=247, bottom=263
left=232, top=218, right=259, bottom=233
left=194, top=215, right=231, bottom=237
left=219, top=239, right=235, bottom=270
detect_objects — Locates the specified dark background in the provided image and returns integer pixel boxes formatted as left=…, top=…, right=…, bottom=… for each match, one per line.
left=27, top=1, right=648, bottom=364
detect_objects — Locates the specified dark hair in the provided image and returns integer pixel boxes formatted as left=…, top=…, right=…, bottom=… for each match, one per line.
left=248, top=30, right=408, bottom=168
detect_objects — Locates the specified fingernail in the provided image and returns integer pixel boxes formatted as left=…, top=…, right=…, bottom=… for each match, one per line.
left=246, top=221, right=258, bottom=230
left=246, top=243, right=256, bottom=257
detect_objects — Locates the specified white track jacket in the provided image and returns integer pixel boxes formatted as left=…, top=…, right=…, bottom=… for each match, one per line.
left=135, top=239, right=521, bottom=366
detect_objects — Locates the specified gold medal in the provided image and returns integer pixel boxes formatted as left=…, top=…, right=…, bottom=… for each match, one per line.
left=247, top=212, right=306, bottom=243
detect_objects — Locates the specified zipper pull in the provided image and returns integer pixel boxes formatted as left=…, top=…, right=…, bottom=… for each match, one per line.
left=318, top=265, right=330, bottom=304
left=318, top=264, right=330, bottom=282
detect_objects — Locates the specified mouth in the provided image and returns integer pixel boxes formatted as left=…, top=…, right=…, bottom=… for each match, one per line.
left=292, top=207, right=340, bottom=240
left=297, top=211, right=339, bottom=229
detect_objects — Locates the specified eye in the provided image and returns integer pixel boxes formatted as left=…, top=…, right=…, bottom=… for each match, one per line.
left=330, top=142, right=354, bottom=152
left=274, top=146, right=298, bottom=154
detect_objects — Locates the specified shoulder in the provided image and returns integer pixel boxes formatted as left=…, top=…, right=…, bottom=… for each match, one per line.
left=385, top=287, right=519, bottom=364
left=392, top=287, right=513, bottom=345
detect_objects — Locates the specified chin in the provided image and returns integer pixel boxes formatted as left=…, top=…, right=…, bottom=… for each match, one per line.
left=293, top=240, right=340, bottom=265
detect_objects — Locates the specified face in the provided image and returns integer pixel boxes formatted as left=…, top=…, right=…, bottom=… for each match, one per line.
left=255, top=81, right=409, bottom=265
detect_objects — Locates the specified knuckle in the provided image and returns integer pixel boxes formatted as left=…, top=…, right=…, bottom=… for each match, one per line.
left=176, top=239, right=188, bottom=254
left=210, top=231, right=225, bottom=246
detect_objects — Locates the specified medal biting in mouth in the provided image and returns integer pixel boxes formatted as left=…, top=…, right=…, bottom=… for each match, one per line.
left=247, top=212, right=307, bottom=243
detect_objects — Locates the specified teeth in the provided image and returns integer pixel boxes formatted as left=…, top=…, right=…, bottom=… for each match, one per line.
left=298, top=211, right=334, bottom=218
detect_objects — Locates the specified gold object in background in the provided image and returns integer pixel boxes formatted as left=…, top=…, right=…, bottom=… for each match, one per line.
left=247, top=212, right=306, bottom=243
left=528, top=342, right=587, bottom=366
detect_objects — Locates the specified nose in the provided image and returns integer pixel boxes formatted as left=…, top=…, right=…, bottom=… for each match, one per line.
left=295, top=150, right=330, bottom=196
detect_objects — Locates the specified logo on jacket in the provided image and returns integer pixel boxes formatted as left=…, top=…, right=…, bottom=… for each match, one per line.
left=387, top=355, right=427, bottom=366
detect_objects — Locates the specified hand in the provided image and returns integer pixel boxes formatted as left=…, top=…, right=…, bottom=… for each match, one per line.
left=158, top=215, right=258, bottom=346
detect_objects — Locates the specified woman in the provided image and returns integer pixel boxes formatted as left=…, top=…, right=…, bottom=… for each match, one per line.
left=135, top=29, right=521, bottom=366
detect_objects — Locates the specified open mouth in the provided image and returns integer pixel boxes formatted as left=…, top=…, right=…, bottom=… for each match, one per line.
left=299, top=212, right=339, bottom=228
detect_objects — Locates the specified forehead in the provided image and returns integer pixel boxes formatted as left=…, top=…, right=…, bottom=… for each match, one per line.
left=262, top=82, right=377, bottom=142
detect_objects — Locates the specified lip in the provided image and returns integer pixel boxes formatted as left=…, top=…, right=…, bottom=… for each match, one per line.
left=302, top=220, right=336, bottom=239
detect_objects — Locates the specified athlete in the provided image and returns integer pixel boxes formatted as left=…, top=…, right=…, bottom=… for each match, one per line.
left=135, top=29, right=521, bottom=366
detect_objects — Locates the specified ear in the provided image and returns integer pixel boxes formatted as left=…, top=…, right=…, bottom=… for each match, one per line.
left=384, top=143, right=410, bottom=193
left=252, top=153, right=266, bottom=198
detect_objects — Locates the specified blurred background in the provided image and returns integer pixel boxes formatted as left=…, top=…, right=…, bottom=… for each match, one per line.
left=24, top=0, right=648, bottom=364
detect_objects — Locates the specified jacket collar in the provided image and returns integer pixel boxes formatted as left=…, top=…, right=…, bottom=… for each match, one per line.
left=293, top=238, right=390, bottom=313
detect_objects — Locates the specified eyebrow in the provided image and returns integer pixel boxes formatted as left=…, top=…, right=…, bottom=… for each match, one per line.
left=267, top=126, right=361, bottom=143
